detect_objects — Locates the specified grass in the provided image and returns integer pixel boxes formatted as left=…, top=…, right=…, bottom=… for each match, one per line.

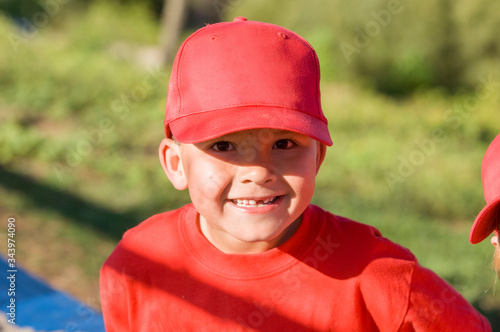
left=1, top=1, right=500, bottom=324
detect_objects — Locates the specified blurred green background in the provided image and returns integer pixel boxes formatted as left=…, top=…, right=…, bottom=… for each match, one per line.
left=1, top=0, right=499, bottom=327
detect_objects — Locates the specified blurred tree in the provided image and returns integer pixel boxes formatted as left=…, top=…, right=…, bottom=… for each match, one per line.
left=230, top=0, right=500, bottom=94
left=433, top=0, right=462, bottom=91
left=0, top=0, right=231, bottom=66
left=0, top=0, right=44, bottom=26
left=158, top=0, right=230, bottom=65
left=159, top=0, right=188, bottom=65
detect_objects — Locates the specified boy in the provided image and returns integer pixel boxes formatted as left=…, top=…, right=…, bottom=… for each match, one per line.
left=100, top=17, right=491, bottom=331
left=469, top=134, right=500, bottom=274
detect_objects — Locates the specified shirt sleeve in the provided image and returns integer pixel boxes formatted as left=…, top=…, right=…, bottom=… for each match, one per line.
left=100, top=259, right=131, bottom=332
left=399, top=264, right=491, bottom=332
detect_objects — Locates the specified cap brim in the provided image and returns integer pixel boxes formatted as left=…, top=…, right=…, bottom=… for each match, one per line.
left=469, top=195, right=500, bottom=244
left=167, top=106, right=333, bottom=146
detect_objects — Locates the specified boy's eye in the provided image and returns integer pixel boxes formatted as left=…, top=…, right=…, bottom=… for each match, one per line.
left=210, top=141, right=235, bottom=152
left=273, top=139, right=295, bottom=149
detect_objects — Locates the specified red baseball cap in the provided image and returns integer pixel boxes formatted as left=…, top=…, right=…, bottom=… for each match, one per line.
left=164, top=17, right=333, bottom=146
left=469, top=134, right=500, bottom=244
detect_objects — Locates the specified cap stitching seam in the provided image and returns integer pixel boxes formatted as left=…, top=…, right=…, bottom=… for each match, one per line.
left=175, top=26, right=214, bottom=118
left=292, top=35, right=322, bottom=120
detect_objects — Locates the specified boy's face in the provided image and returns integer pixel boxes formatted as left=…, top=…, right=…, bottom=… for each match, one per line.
left=160, top=129, right=325, bottom=254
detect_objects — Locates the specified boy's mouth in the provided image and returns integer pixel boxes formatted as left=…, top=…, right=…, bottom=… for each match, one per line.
left=231, top=196, right=280, bottom=207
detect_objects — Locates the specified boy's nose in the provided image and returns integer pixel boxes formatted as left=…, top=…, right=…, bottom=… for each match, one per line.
left=238, top=163, right=277, bottom=185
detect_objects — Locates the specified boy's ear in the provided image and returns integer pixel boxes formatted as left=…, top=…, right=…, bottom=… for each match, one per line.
left=316, top=143, right=327, bottom=173
left=159, top=138, right=188, bottom=190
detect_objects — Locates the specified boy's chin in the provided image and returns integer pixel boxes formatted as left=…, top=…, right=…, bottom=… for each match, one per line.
left=228, top=221, right=299, bottom=249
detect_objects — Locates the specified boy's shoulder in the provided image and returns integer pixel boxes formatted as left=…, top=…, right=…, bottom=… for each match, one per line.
left=122, top=204, right=194, bottom=239
left=308, top=204, right=416, bottom=263
left=103, top=204, right=195, bottom=268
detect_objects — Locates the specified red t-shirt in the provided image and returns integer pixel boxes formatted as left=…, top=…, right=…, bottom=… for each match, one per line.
left=100, top=204, right=491, bottom=331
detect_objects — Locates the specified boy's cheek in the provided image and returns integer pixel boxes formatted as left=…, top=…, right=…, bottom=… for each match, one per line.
left=192, top=169, right=232, bottom=203
left=190, top=175, right=230, bottom=213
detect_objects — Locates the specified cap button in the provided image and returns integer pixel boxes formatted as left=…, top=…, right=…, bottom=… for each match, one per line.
left=233, top=17, right=248, bottom=22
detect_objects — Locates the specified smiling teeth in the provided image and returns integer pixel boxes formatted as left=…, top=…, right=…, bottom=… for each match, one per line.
left=233, top=197, right=277, bottom=207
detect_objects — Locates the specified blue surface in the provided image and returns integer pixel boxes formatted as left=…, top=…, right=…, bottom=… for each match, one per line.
left=0, top=256, right=105, bottom=331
